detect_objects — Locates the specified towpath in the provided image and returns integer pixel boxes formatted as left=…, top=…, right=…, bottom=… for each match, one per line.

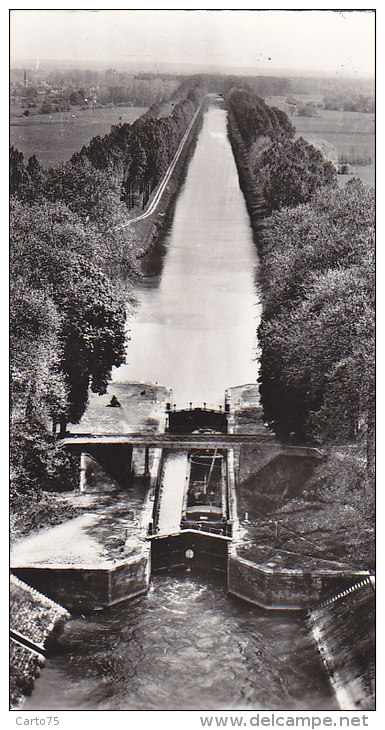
left=113, top=101, right=203, bottom=230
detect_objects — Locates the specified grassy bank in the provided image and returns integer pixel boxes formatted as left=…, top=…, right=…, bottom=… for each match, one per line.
left=10, top=490, right=86, bottom=547
left=231, top=393, right=374, bottom=574
left=237, top=440, right=374, bottom=572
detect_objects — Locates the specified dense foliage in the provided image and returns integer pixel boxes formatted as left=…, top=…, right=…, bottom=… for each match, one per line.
left=227, top=87, right=337, bottom=212
left=12, top=201, right=127, bottom=419
left=10, top=80, right=204, bottom=503
left=257, top=137, right=337, bottom=212
left=226, top=84, right=374, bottom=474
left=228, top=88, right=295, bottom=148
left=258, top=181, right=374, bottom=461
left=10, top=198, right=128, bottom=498
left=81, top=87, right=202, bottom=209
left=323, top=93, right=374, bottom=113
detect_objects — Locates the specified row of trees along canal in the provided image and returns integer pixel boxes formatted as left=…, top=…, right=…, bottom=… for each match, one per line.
left=10, top=77, right=374, bottom=538
left=10, top=79, right=204, bottom=528
left=226, top=87, right=374, bottom=478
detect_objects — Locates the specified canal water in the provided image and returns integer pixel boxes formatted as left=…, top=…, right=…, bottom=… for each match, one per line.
left=26, top=574, right=336, bottom=710
left=113, top=100, right=261, bottom=407
left=24, top=100, right=336, bottom=710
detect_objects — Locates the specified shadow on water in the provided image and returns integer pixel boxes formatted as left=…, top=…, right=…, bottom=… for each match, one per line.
left=139, top=111, right=202, bottom=283
left=24, top=102, right=338, bottom=712
left=25, top=571, right=337, bottom=711
left=138, top=201, right=177, bottom=284
left=113, top=103, right=262, bottom=405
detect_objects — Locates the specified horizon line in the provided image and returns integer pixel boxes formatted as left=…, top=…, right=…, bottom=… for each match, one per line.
left=10, top=58, right=374, bottom=82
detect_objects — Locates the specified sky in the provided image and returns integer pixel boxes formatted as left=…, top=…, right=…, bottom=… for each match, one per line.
left=10, top=8, right=375, bottom=78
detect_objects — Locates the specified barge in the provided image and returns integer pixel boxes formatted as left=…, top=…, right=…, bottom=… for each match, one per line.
left=150, top=406, right=233, bottom=572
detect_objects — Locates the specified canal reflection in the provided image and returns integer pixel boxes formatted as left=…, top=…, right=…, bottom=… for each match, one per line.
left=113, top=101, right=261, bottom=406
left=24, top=102, right=336, bottom=711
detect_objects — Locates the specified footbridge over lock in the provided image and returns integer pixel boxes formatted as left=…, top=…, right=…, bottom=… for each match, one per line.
left=57, top=407, right=359, bottom=608
left=12, top=400, right=368, bottom=613
left=60, top=405, right=249, bottom=561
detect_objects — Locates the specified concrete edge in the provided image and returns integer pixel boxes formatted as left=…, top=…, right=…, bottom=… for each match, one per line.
left=228, top=587, right=303, bottom=611
left=228, top=552, right=371, bottom=578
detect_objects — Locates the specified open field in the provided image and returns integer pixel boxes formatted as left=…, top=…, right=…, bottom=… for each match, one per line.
left=265, top=95, right=374, bottom=188
left=10, top=105, right=147, bottom=168
left=294, top=109, right=374, bottom=187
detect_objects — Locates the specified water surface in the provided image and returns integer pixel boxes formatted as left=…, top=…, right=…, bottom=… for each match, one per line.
left=113, top=102, right=261, bottom=407
left=24, top=102, right=335, bottom=712
left=25, top=574, right=336, bottom=711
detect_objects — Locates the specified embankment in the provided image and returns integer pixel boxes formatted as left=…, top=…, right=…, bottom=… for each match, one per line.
left=10, top=575, right=70, bottom=708
left=226, top=106, right=375, bottom=705
left=123, top=99, right=207, bottom=261
left=308, top=578, right=375, bottom=710
left=226, top=106, right=266, bottom=240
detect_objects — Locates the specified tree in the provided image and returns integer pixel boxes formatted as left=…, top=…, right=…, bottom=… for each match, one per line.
left=40, top=100, right=53, bottom=114
left=44, top=156, right=125, bottom=230
left=257, top=179, right=374, bottom=454
left=26, top=154, right=43, bottom=181
left=297, top=104, right=319, bottom=118
left=10, top=284, right=67, bottom=427
left=259, top=268, right=373, bottom=442
left=258, top=180, right=373, bottom=319
left=123, top=137, right=147, bottom=208
left=258, top=137, right=337, bottom=212
left=57, top=256, right=126, bottom=422
left=227, top=88, right=295, bottom=148
left=10, top=147, right=27, bottom=195
left=10, top=148, right=47, bottom=203
left=10, top=200, right=127, bottom=424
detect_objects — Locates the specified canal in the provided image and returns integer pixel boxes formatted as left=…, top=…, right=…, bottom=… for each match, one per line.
left=24, top=100, right=336, bottom=710
left=26, top=574, right=335, bottom=710
left=112, top=99, right=261, bottom=406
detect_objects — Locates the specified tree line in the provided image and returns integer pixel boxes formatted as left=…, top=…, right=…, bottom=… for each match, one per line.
left=226, top=86, right=374, bottom=474
left=227, top=87, right=337, bottom=213
left=10, top=81, right=203, bottom=506
left=11, top=86, right=203, bottom=218
left=13, top=70, right=183, bottom=116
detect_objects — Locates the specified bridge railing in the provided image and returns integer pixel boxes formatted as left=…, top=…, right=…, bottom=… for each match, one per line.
left=180, top=520, right=233, bottom=538
left=148, top=520, right=233, bottom=539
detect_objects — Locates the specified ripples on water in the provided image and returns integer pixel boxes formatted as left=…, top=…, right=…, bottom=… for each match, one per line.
left=26, top=573, right=336, bottom=711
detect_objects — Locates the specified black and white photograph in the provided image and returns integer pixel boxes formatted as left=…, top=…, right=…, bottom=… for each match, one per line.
left=9, top=6, right=375, bottom=720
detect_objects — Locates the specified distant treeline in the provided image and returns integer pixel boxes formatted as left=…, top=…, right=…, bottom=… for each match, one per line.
left=203, top=73, right=373, bottom=105
left=12, top=69, right=184, bottom=114
left=10, top=80, right=203, bottom=509
left=13, top=66, right=374, bottom=117
left=244, top=74, right=373, bottom=101
left=323, top=93, right=374, bottom=113
left=227, top=86, right=374, bottom=474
